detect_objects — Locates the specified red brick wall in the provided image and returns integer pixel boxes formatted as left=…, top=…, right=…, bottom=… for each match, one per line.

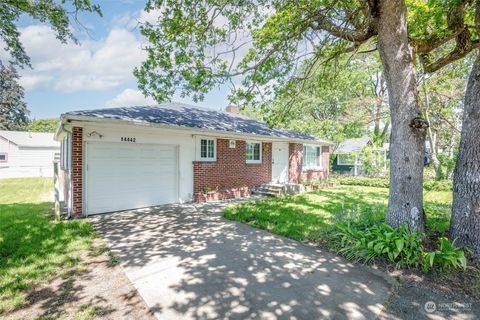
left=291, top=144, right=330, bottom=183
left=193, top=139, right=272, bottom=202
left=71, top=127, right=83, bottom=218
left=288, top=143, right=303, bottom=183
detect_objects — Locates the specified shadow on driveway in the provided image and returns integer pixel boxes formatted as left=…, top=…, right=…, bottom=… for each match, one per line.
left=91, top=201, right=394, bottom=320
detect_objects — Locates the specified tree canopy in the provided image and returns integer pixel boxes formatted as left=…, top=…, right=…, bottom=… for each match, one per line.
left=135, top=0, right=479, bottom=105
left=0, top=62, right=29, bottom=130
left=28, top=118, right=58, bottom=133
left=1, top=0, right=102, bottom=68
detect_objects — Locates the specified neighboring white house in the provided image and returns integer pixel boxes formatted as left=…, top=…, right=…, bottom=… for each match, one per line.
left=0, top=130, right=60, bottom=179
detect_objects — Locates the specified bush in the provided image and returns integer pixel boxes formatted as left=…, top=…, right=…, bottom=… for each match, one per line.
left=334, top=222, right=467, bottom=272
left=422, top=237, right=467, bottom=272
left=332, top=176, right=390, bottom=188
left=331, top=176, right=452, bottom=191
left=334, top=223, right=423, bottom=267
left=423, top=179, right=453, bottom=191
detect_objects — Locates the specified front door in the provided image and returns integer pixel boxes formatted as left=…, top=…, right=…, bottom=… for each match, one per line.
left=272, top=142, right=289, bottom=183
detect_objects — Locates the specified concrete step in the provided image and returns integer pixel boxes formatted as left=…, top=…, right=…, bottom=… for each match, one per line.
left=253, top=183, right=306, bottom=198
left=256, top=189, right=283, bottom=196
left=252, top=190, right=281, bottom=197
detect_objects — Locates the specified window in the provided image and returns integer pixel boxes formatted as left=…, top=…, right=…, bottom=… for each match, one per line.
left=0, top=153, right=7, bottom=162
left=61, top=134, right=71, bottom=170
left=200, top=138, right=215, bottom=160
left=246, top=142, right=261, bottom=163
left=303, top=145, right=321, bottom=169
left=337, top=153, right=355, bottom=165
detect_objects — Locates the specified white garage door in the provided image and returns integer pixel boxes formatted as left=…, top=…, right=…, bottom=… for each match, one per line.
left=85, top=142, right=178, bottom=215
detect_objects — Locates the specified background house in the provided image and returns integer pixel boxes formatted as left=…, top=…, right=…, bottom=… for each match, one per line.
left=0, top=131, right=60, bottom=179
left=333, top=137, right=387, bottom=176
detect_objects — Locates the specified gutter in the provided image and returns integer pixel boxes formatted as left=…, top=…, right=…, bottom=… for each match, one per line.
left=54, top=118, right=73, bottom=141
left=61, top=114, right=334, bottom=146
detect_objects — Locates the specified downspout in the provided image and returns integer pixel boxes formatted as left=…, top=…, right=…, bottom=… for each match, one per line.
left=55, top=117, right=73, bottom=219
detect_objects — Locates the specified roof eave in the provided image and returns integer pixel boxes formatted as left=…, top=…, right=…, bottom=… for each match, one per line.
left=62, top=114, right=332, bottom=145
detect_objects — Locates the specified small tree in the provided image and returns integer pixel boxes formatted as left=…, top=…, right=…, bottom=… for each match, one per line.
left=359, top=145, right=386, bottom=177
left=0, top=62, right=29, bottom=130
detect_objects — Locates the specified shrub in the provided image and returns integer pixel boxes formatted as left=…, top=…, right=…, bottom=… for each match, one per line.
left=334, top=222, right=467, bottom=273
left=332, top=176, right=390, bottom=188
left=334, top=222, right=423, bottom=267
left=331, top=176, right=452, bottom=191
left=358, top=146, right=387, bottom=177
left=422, top=237, right=467, bottom=272
left=423, top=179, right=453, bottom=191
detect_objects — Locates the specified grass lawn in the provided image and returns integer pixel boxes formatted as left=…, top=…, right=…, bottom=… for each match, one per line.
left=0, top=178, right=96, bottom=315
left=224, top=185, right=452, bottom=244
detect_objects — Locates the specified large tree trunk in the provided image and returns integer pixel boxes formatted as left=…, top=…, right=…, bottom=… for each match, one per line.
left=450, top=54, right=480, bottom=259
left=377, top=0, right=426, bottom=232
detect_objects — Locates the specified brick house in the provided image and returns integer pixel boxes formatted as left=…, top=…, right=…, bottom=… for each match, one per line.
left=55, top=102, right=331, bottom=217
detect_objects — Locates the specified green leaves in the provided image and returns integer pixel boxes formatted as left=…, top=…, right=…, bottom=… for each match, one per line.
left=421, top=237, right=467, bottom=272
left=334, top=222, right=424, bottom=267
left=1, top=0, right=102, bottom=68
left=335, top=222, right=468, bottom=273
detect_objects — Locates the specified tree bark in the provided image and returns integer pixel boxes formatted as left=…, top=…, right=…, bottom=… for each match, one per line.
left=450, top=54, right=480, bottom=259
left=377, top=0, right=426, bottom=232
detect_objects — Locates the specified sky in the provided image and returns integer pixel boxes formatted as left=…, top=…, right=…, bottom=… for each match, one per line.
left=8, top=1, right=230, bottom=120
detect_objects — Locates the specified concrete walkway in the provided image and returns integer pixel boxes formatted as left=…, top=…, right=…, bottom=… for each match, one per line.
left=91, top=200, right=394, bottom=320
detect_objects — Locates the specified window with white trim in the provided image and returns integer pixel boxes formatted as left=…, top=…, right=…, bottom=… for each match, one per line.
left=0, top=153, right=7, bottom=162
left=199, top=138, right=215, bottom=161
left=246, top=142, right=261, bottom=163
left=302, top=145, right=322, bottom=169
left=337, top=153, right=355, bottom=165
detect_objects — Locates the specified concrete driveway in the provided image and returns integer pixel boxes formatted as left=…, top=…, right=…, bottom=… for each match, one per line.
left=91, top=201, right=394, bottom=320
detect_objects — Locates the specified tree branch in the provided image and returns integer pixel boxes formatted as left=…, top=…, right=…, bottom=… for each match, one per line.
left=413, top=26, right=467, bottom=54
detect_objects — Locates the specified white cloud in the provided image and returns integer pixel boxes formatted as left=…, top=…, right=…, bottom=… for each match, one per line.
left=105, top=88, right=155, bottom=107
left=112, top=8, right=163, bottom=30
left=14, top=25, right=146, bottom=92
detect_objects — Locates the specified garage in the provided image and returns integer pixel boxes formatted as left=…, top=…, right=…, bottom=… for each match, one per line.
left=85, top=142, right=178, bottom=215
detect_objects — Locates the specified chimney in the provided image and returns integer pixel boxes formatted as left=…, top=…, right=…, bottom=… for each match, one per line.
left=225, top=104, right=239, bottom=114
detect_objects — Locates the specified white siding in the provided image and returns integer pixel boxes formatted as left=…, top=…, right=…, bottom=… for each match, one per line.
left=0, top=138, right=58, bottom=179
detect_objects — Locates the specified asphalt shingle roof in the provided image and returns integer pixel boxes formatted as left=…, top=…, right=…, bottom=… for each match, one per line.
left=0, top=130, right=59, bottom=148
left=65, top=102, right=325, bottom=142
left=335, top=137, right=372, bottom=153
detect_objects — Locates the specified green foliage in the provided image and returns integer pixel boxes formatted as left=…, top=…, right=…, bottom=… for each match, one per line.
left=0, top=178, right=96, bottom=314
left=423, top=179, right=453, bottom=191
left=225, top=184, right=452, bottom=241
left=1, top=0, right=102, bottom=68
left=422, top=237, right=467, bottom=272
left=0, top=62, right=29, bottom=130
left=358, top=146, right=387, bottom=177
left=28, top=118, right=59, bottom=133
left=332, top=176, right=452, bottom=191
left=332, top=176, right=390, bottom=188
left=253, top=54, right=383, bottom=142
left=335, top=223, right=423, bottom=267
left=335, top=222, right=467, bottom=272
